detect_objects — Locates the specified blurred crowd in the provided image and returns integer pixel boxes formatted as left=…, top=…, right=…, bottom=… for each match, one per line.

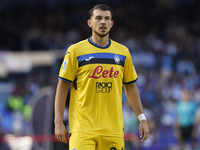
left=0, top=0, right=200, bottom=150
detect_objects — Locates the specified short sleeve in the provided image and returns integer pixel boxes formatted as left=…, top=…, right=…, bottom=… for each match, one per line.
left=58, top=46, right=78, bottom=82
left=123, top=49, right=138, bottom=84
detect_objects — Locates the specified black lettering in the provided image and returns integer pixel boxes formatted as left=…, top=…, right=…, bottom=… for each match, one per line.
left=102, top=82, right=106, bottom=88
left=96, top=82, right=102, bottom=93
left=96, top=82, right=112, bottom=93
left=108, top=82, right=112, bottom=92
left=107, top=82, right=112, bottom=87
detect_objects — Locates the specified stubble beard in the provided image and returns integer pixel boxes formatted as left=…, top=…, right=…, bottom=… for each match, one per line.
left=94, top=30, right=110, bottom=38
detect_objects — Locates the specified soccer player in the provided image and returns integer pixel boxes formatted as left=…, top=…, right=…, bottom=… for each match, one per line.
left=54, top=4, right=149, bottom=150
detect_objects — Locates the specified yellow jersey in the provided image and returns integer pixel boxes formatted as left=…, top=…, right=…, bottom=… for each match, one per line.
left=58, top=38, right=138, bottom=137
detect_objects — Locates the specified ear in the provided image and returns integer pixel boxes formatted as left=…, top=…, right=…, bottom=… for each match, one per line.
left=87, top=19, right=92, bottom=28
left=110, top=20, right=114, bottom=28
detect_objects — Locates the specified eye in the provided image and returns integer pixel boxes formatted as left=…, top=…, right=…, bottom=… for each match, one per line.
left=105, top=17, right=110, bottom=20
left=96, top=16, right=101, bottom=20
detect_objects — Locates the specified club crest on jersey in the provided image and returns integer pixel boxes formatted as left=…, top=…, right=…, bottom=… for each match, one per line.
left=62, top=60, right=68, bottom=70
left=114, top=55, right=120, bottom=64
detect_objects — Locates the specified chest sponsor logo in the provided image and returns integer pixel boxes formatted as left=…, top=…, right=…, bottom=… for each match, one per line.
left=89, top=66, right=119, bottom=79
left=96, top=82, right=112, bottom=93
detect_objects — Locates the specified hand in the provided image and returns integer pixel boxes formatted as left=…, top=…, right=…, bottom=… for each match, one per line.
left=139, top=120, right=149, bottom=143
left=55, top=123, right=68, bottom=144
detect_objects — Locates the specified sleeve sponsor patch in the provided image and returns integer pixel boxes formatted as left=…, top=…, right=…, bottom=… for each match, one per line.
left=62, top=60, right=68, bottom=70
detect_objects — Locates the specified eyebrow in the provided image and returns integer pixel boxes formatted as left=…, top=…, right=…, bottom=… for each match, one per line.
left=95, top=15, right=111, bottom=18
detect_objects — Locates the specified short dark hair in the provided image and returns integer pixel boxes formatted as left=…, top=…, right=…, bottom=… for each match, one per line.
left=88, top=4, right=113, bottom=19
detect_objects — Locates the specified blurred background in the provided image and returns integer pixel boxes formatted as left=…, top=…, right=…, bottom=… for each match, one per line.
left=0, top=0, right=200, bottom=150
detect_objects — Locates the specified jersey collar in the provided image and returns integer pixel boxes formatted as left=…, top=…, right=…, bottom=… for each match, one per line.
left=88, top=37, right=111, bottom=49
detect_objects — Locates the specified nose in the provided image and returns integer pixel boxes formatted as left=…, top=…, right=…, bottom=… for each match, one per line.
left=101, top=18, right=106, bottom=24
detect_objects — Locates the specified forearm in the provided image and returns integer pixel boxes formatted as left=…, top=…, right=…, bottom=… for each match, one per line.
left=54, top=80, right=70, bottom=124
left=124, top=83, right=149, bottom=142
left=124, top=83, right=144, bottom=117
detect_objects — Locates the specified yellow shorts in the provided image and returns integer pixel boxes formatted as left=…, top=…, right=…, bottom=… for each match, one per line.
left=69, top=132, right=124, bottom=150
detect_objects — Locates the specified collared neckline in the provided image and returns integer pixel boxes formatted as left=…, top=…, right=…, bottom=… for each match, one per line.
left=88, top=37, right=111, bottom=49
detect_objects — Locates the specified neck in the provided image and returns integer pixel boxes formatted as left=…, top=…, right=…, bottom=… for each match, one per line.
left=91, top=34, right=109, bottom=47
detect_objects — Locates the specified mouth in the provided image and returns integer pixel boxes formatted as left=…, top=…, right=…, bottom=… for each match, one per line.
left=99, top=26, right=107, bottom=30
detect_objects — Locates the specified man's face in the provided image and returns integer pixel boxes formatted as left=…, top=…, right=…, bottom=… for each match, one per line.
left=88, top=9, right=113, bottom=37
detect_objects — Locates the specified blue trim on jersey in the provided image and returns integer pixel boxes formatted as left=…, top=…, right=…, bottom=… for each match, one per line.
left=58, top=77, right=72, bottom=83
left=77, top=53, right=126, bottom=63
left=88, top=37, right=111, bottom=49
left=123, top=78, right=138, bottom=84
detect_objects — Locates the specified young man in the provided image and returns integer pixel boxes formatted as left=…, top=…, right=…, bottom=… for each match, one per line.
left=54, top=4, right=149, bottom=150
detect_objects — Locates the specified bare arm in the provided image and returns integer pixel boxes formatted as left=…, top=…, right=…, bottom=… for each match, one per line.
left=54, top=79, right=70, bottom=143
left=124, top=82, right=149, bottom=143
